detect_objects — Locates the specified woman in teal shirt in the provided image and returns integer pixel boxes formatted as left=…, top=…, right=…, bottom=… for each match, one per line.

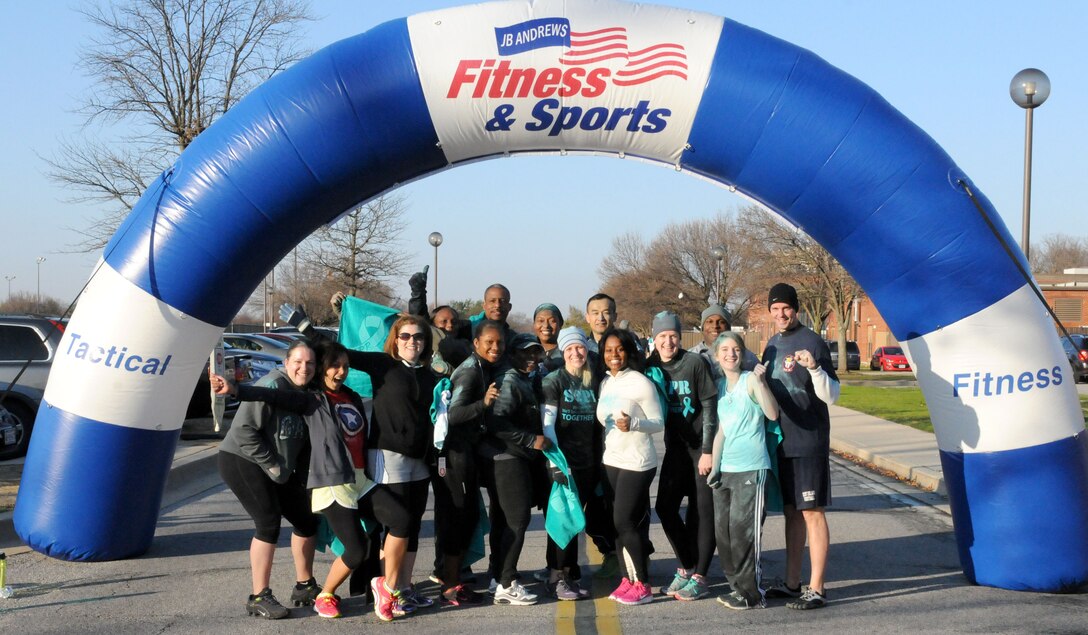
left=708, top=332, right=779, bottom=611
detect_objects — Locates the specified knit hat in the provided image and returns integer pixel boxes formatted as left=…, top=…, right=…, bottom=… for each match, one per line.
left=533, top=303, right=563, bottom=322
left=557, top=326, right=588, bottom=352
left=701, top=304, right=731, bottom=326
left=768, top=283, right=799, bottom=311
left=652, top=311, right=682, bottom=338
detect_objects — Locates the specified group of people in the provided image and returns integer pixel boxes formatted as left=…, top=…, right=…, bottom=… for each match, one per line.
left=212, top=274, right=840, bottom=622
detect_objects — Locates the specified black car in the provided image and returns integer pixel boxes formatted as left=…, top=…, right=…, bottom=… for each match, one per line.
left=1062, top=336, right=1088, bottom=384
left=827, top=340, right=861, bottom=371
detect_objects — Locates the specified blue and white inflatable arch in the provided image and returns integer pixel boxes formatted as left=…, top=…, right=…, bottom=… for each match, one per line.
left=16, top=0, right=1088, bottom=591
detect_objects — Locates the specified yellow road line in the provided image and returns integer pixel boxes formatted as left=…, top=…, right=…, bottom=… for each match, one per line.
left=589, top=545, right=623, bottom=635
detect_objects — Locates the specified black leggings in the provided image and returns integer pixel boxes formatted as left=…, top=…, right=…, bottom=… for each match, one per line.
left=218, top=451, right=317, bottom=544
left=432, top=446, right=480, bottom=557
left=485, top=456, right=535, bottom=586
left=380, top=479, right=430, bottom=552
left=606, top=465, right=656, bottom=583
left=546, top=466, right=615, bottom=573
left=655, top=445, right=716, bottom=575
left=321, top=487, right=410, bottom=571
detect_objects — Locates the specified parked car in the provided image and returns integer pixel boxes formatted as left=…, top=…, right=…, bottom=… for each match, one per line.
left=1062, top=337, right=1088, bottom=384
left=827, top=340, right=861, bottom=371
left=870, top=346, right=912, bottom=372
left=270, top=325, right=340, bottom=341
left=0, top=315, right=67, bottom=459
left=222, top=333, right=290, bottom=359
left=258, top=331, right=304, bottom=344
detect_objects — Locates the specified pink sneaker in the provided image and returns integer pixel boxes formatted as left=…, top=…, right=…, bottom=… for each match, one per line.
left=371, top=576, right=395, bottom=622
left=609, top=577, right=633, bottom=601
left=616, top=580, right=653, bottom=606
left=313, top=593, right=341, bottom=618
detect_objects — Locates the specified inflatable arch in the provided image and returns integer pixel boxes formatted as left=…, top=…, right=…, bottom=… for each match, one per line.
left=15, top=0, right=1088, bottom=591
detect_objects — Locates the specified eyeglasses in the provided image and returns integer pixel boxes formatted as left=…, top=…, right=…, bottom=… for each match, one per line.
left=397, top=332, right=426, bottom=342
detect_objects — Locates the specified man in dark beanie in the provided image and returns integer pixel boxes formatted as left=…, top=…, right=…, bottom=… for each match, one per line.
left=760, top=283, right=838, bottom=611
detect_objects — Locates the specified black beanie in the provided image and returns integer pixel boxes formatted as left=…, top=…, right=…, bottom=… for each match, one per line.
left=768, top=283, right=799, bottom=311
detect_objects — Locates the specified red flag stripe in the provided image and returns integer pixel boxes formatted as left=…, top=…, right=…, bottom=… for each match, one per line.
left=561, top=42, right=629, bottom=58
left=558, top=51, right=630, bottom=66
left=612, top=69, right=688, bottom=86
left=615, top=59, right=688, bottom=77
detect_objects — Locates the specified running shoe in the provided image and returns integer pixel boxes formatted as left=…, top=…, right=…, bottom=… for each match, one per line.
left=763, top=577, right=803, bottom=598
left=391, top=589, right=415, bottom=617
left=401, top=585, right=435, bottom=610
left=675, top=574, right=709, bottom=601
left=493, top=580, right=539, bottom=605
left=663, top=568, right=691, bottom=598
left=787, top=587, right=828, bottom=610
left=371, top=576, right=395, bottom=622
left=551, top=577, right=581, bottom=601
left=246, top=587, right=288, bottom=619
left=616, top=580, right=653, bottom=605
left=290, top=577, right=321, bottom=607
left=717, top=591, right=766, bottom=610
left=608, top=577, right=633, bottom=601
left=439, top=584, right=484, bottom=607
left=313, top=593, right=342, bottom=618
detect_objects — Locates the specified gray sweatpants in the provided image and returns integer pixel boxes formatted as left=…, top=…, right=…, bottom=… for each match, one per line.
left=713, top=469, right=768, bottom=603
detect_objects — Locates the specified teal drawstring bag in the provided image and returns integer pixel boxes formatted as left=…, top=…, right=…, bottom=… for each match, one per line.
left=542, top=446, right=585, bottom=549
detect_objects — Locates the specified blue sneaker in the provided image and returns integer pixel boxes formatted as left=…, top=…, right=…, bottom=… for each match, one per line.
left=663, top=568, right=691, bottom=598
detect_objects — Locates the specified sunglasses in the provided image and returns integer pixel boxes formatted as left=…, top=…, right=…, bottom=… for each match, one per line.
left=397, top=332, right=426, bottom=342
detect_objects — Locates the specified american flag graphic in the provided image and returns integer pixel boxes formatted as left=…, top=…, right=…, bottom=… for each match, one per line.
left=558, top=27, right=688, bottom=86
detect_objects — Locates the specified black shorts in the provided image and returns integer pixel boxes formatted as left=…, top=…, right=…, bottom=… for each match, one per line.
left=778, top=455, right=831, bottom=510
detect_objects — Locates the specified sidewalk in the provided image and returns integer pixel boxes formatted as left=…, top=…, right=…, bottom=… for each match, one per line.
left=829, top=404, right=946, bottom=495
left=1, top=407, right=948, bottom=555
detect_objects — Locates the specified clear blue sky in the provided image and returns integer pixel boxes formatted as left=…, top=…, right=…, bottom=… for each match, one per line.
left=2, top=1, right=1085, bottom=320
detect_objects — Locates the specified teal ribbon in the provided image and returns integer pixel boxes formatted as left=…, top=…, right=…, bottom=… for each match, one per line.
left=681, top=396, right=695, bottom=417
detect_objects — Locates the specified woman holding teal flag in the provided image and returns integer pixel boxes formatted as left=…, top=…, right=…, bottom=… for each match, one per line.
left=540, top=326, right=614, bottom=601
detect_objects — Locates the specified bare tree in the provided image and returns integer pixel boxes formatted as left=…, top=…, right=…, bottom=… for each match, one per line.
left=597, top=212, right=763, bottom=334
left=740, top=205, right=864, bottom=373
left=304, top=194, right=411, bottom=304
left=48, top=0, right=314, bottom=251
left=1032, top=233, right=1088, bottom=274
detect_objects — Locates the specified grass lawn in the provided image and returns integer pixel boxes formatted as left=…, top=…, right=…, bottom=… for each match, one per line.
left=838, top=386, right=1088, bottom=434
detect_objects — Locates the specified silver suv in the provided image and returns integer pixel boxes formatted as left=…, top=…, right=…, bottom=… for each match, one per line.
left=0, top=315, right=67, bottom=460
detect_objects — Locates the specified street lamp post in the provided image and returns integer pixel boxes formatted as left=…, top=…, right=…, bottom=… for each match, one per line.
left=428, top=232, right=443, bottom=309
left=1009, top=68, right=1050, bottom=263
left=35, top=257, right=46, bottom=312
left=710, top=245, right=726, bottom=305
left=3, top=275, right=13, bottom=301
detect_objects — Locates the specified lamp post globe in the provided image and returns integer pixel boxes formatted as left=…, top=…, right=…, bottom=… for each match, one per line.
left=1010, top=68, right=1050, bottom=263
left=428, top=232, right=443, bottom=309
left=710, top=244, right=726, bottom=305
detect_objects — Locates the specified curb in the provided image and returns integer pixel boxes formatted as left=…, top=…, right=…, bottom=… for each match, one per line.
left=831, top=436, right=947, bottom=496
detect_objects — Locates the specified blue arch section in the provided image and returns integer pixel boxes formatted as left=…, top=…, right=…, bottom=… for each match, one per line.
left=15, top=6, right=1088, bottom=592
left=682, top=21, right=1026, bottom=340
left=106, top=19, right=445, bottom=327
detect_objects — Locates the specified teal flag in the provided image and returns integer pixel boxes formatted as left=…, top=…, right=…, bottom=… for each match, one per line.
left=337, top=296, right=400, bottom=397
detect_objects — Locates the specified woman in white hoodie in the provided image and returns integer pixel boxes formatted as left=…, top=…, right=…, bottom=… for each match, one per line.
left=596, top=328, right=664, bottom=606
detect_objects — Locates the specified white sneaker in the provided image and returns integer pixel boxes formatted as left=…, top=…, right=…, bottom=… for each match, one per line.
left=488, top=578, right=498, bottom=595
left=493, top=580, right=539, bottom=606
